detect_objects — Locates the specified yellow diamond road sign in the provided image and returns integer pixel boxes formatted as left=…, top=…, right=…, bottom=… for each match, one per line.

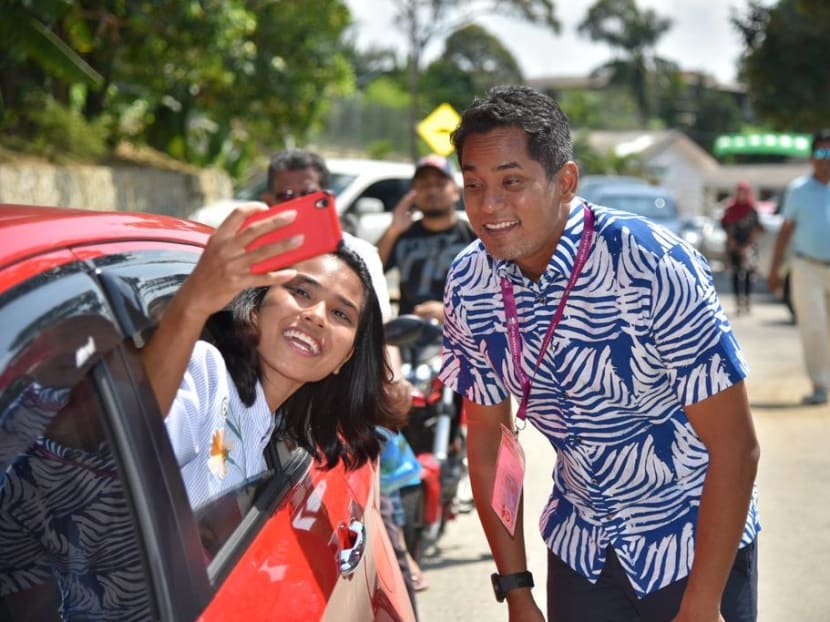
left=417, top=103, right=461, bottom=157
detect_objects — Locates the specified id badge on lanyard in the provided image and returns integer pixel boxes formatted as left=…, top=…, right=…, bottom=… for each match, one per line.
left=492, top=206, right=594, bottom=534
left=492, top=423, right=525, bottom=536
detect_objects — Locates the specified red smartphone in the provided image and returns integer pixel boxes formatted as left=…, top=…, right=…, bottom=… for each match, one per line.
left=242, top=190, right=342, bottom=274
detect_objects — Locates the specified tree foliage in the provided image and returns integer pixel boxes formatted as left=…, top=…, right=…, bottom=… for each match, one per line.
left=1, top=0, right=355, bottom=177
left=387, top=0, right=559, bottom=157
left=577, top=0, right=675, bottom=127
left=421, top=24, right=523, bottom=113
left=733, top=0, right=830, bottom=131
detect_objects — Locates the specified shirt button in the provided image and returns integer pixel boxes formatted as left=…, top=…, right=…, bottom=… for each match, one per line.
left=537, top=295, right=547, bottom=304
left=591, top=478, right=598, bottom=484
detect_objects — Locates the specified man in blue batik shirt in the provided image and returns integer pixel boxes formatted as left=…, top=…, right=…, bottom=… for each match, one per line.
left=439, top=86, right=760, bottom=622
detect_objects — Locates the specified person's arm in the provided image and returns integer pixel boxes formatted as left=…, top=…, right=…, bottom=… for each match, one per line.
left=376, top=189, right=417, bottom=265
left=412, top=300, right=444, bottom=322
left=465, top=398, right=544, bottom=622
left=767, top=219, right=794, bottom=293
left=672, top=381, right=760, bottom=622
left=141, top=203, right=302, bottom=416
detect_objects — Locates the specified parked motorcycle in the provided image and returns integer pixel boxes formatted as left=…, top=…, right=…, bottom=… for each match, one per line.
left=384, top=315, right=474, bottom=562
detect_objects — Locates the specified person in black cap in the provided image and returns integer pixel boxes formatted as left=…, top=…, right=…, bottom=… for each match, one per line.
left=376, top=154, right=476, bottom=321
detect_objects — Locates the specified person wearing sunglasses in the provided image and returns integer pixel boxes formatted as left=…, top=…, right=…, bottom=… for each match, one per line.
left=767, top=129, right=830, bottom=406
left=262, top=149, right=392, bottom=321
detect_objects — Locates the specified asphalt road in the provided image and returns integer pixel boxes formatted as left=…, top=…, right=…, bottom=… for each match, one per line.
left=416, top=283, right=829, bottom=621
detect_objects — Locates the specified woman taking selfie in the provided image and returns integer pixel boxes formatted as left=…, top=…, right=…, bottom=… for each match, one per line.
left=141, top=203, right=393, bottom=507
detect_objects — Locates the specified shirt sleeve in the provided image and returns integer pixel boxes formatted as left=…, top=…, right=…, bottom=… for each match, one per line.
left=164, top=341, right=228, bottom=467
left=649, top=244, right=749, bottom=407
left=439, top=258, right=508, bottom=406
left=780, top=179, right=800, bottom=222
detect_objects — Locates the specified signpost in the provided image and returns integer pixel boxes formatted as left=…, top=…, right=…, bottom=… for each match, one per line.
left=417, top=103, right=461, bottom=157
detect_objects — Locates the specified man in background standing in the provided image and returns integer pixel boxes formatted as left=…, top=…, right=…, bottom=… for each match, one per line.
left=768, top=129, right=830, bottom=405
left=376, top=154, right=476, bottom=322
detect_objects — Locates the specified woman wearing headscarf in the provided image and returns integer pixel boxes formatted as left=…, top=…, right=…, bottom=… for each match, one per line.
left=721, top=181, right=764, bottom=314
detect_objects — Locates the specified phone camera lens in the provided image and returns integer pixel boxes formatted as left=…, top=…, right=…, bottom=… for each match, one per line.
left=315, top=198, right=329, bottom=208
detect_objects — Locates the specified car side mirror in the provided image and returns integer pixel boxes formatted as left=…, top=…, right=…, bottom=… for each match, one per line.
left=354, top=197, right=384, bottom=215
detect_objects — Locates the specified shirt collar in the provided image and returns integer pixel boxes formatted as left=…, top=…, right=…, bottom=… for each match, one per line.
left=494, top=198, right=587, bottom=286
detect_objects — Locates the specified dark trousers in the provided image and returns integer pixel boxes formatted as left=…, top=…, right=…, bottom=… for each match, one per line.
left=380, top=494, right=419, bottom=620
left=729, top=250, right=754, bottom=301
left=547, top=542, right=758, bottom=622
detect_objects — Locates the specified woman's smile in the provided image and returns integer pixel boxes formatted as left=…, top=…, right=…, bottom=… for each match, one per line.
left=282, top=327, right=321, bottom=355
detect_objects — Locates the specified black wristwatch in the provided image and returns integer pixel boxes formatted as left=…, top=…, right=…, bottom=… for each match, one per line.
left=490, top=571, right=534, bottom=602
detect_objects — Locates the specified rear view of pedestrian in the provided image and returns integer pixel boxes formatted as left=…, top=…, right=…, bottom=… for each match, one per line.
left=721, top=181, right=763, bottom=315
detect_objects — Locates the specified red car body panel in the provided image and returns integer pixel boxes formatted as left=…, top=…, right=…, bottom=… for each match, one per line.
left=200, top=459, right=409, bottom=622
left=0, top=204, right=211, bottom=266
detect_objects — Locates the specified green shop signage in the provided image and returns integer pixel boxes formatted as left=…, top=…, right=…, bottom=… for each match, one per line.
left=714, top=132, right=812, bottom=157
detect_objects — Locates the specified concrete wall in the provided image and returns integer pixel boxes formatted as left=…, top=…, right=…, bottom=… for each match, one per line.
left=0, top=161, right=233, bottom=219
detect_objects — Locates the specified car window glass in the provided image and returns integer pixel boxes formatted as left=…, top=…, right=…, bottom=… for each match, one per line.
left=181, top=429, right=306, bottom=578
left=601, top=194, right=678, bottom=220
left=354, top=178, right=411, bottom=212
left=328, top=172, right=359, bottom=196
left=0, top=373, right=154, bottom=622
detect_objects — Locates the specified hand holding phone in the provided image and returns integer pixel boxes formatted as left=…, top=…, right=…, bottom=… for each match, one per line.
left=241, top=191, right=342, bottom=274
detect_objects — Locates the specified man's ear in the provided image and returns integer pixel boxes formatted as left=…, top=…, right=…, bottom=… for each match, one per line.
left=556, top=161, right=580, bottom=203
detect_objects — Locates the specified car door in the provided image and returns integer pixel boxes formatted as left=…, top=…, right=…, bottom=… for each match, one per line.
left=0, top=236, right=412, bottom=622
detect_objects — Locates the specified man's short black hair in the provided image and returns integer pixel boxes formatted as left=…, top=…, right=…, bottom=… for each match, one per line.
left=266, top=149, right=330, bottom=191
left=451, top=85, right=573, bottom=182
left=811, top=129, right=830, bottom=151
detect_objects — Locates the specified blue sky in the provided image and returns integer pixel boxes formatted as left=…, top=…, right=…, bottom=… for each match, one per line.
left=344, top=0, right=776, bottom=85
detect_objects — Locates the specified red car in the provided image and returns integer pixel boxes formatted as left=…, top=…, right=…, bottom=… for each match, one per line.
left=0, top=205, right=415, bottom=622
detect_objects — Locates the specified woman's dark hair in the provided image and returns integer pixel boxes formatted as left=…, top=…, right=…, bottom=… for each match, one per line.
left=209, top=245, right=390, bottom=470
left=451, top=84, right=573, bottom=183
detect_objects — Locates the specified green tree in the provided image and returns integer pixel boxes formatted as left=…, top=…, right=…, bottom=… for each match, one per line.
left=109, top=1, right=354, bottom=168
left=1, top=1, right=355, bottom=178
left=0, top=2, right=113, bottom=159
left=654, top=71, right=743, bottom=152
left=388, top=0, right=559, bottom=158
left=577, top=0, right=676, bottom=127
left=421, top=24, right=523, bottom=114
left=733, top=0, right=830, bottom=131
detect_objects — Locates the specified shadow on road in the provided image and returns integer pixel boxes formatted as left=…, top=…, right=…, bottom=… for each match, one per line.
left=750, top=400, right=807, bottom=410
left=421, top=549, right=493, bottom=572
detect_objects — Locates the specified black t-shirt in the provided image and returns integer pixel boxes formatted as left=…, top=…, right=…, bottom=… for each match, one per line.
left=385, top=219, right=476, bottom=315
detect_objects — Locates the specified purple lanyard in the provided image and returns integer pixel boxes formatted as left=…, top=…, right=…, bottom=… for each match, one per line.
left=500, top=207, right=595, bottom=422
